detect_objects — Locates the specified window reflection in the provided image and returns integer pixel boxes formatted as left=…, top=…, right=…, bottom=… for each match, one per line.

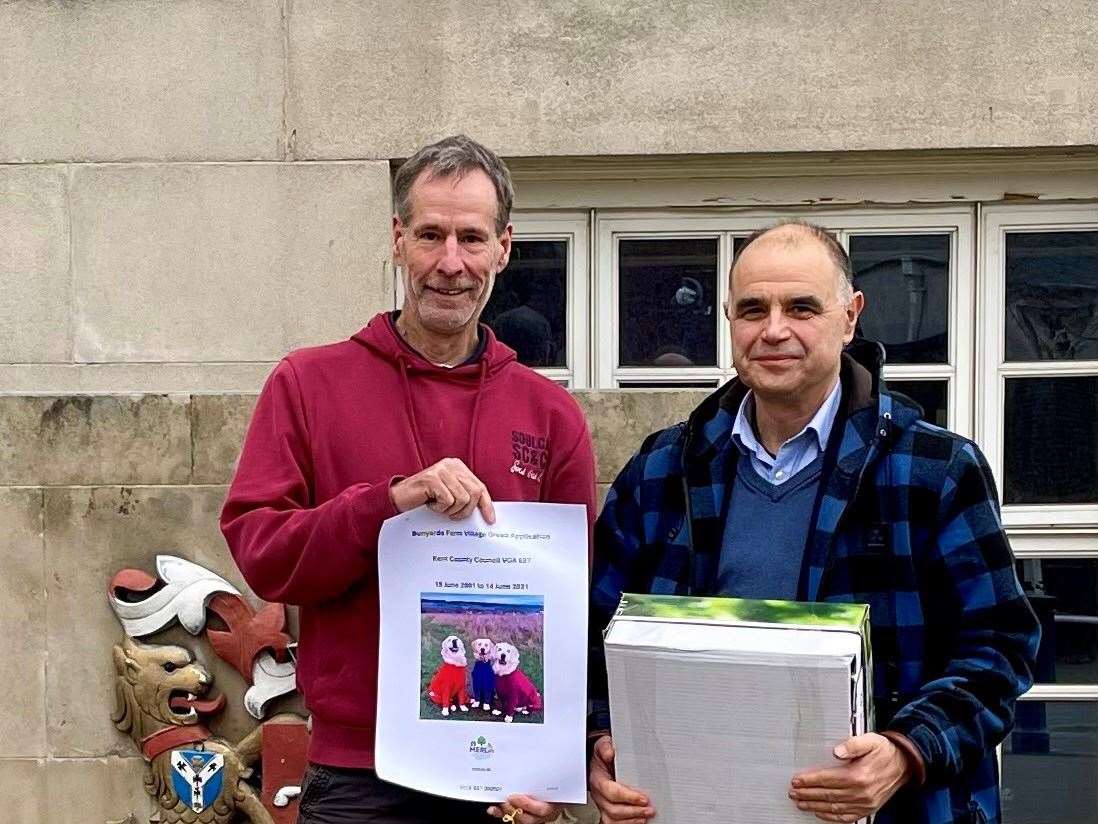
left=1004, top=377, right=1098, bottom=504
left=850, top=234, right=950, bottom=364
left=618, top=238, right=718, bottom=368
left=483, top=240, right=567, bottom=368
left=1002, top=701, right=1098, bottom=824
left=1015, top=558, right=1098, bottom=685
left=1006, top=230, right=1098, bottom=361
left=886, top=380, right=947, bottom=428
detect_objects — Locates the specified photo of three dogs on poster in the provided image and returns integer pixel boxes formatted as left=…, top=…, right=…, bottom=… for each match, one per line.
left=426, top=635, right=543, bottom=723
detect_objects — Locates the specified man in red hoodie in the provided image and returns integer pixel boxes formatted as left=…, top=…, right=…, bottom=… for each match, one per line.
left=221, top=135, right=596, bottom=824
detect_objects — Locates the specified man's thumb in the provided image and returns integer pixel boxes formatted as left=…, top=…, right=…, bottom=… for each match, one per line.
left=596, top=735, right=615, bottom=763
left=833, top=734, right=874, bottom=760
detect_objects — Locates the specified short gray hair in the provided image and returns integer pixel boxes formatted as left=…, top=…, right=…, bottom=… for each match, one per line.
left=393, top=135, right=514, bottom=234
left=733, top=219, right=855, bottom=303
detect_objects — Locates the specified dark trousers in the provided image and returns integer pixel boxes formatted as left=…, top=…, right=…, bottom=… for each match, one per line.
left=297, top=763, right=498, bottom=824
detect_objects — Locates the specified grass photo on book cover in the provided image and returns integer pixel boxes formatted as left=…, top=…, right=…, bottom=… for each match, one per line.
left=420, top=592, right=545, bottom=724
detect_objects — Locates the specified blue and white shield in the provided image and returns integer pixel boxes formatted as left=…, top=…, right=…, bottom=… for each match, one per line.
left=170, top=749, right=225, bottom=813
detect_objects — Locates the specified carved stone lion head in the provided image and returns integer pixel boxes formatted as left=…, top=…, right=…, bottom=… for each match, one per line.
left=112, top=636, right=225, bottom=739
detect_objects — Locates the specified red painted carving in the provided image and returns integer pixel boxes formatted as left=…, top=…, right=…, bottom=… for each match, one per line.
left=108, top=568, right=158, bottom=598
left=206, top=593, right=295, bottom=683
left=261, top=716, right=310, bottom=822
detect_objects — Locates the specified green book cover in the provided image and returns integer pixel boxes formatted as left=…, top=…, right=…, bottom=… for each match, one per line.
left=614, top=593, right=868, bottom=630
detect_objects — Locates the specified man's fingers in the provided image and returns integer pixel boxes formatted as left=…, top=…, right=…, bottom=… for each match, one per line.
left=590, top=776, right=649, bottom=807
left=448, top=475, right=480, bottom=519
left=478, top=484, right=496, bottom=524
left=790, top=786, right=858, bottom=802
left=424, top=478, right=455, bottom=512
left=792, top=766, right=853, bottom=790
left=590, top=795, right=655, bottom=821
left=502, top=795, right=562, bottom=821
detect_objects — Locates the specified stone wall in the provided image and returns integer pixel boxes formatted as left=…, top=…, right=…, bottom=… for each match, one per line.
left=0, top=390, right=703, bottom=820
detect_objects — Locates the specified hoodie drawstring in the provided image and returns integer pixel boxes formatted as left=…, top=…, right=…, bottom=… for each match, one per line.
left=398, top=356, right=430, bottom=472
left=397, top=354, right=491, bottom=474
left=466, top=360, right=489, bottom=475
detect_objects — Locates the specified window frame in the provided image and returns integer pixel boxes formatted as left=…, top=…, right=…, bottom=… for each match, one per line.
left=979, top=204, right=1098, bottom=538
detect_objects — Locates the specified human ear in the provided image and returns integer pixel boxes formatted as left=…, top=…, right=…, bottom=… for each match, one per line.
left=495, top=224, right=514, bottom=272
left=843, top=291, right=865, bottom=343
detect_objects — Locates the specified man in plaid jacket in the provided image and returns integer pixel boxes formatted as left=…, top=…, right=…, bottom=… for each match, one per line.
left=587, top=221, right=1039, bottom=824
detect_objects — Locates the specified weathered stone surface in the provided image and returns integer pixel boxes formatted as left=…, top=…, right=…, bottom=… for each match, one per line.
left=0, top=759, right=47, bottom=822
left=0, top=395, right=192, bottom=486
left=0, top=489, right=47, bottom=757
left=192, top=394, right=260, bottom=484
left=0, top=757, right=155, bottom=821
left=42, top=485, right=268, bottom=756
left=0, top=0, right=283, bottom=162
left=45, top=757, right=156, bottom=822
left=576, top=391, right=706, bottom=483
left=288, top=0, right=1098, bottom=159
left=0, top=362, right=277, bottom=395
left=0, top=166, right=71, bottom=362
left=71, top=162, right=393, bottom=363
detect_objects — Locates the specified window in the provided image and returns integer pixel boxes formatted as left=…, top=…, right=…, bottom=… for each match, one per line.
left=589, top=208, right=975, bottom=434
left=484, top=212, right=589, bottom=387
left=981, top=206, right=1098, bottom=535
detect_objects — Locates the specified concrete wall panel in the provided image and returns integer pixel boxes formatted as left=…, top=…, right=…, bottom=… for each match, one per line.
left=288, top=0, right=1098, bottom=160
left=45, top=757, right=156, bottom=822
left=0, top=0, right=284, bottom=162
left=576, top=390, right=706, bottom=483
left=0, top=395, right=192, bottom=486
left=70, top=162, right=393, bottom=363
left=192, top=394, right=260, bottom=484
left=0, top=166, right=71, bottom=363
left=0, top=489, right=47, bottom=758
left=0, top=758, right=154, bottom=822
left=43, top=485, right=239, bottom=757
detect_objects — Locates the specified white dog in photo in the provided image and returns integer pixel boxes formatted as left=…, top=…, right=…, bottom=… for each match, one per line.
left=470, top=638, right=498, bottom=712
left=492, top=641, right=543, bottom=723
left=426, top=634, right=469, bottom=717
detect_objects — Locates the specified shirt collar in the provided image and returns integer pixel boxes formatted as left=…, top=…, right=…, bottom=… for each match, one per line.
left=731, top=379, right=843, bottom=459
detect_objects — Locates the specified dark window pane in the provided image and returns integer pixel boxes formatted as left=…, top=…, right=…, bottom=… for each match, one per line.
left=849, top=234, right=950, bottom=364
left=887, top=379, right=947, bottom=428
left=1006, top=231, right=1098, bottom=361
left=1016, top=559, right=1098, bottom=685
left=618, top=238, right=718, bottom=367
left=1002, top=701, right=1098, bottom=824
left=483, top=240, right=567, bottom=368
left=1004, top=377, right=1098, bottom=504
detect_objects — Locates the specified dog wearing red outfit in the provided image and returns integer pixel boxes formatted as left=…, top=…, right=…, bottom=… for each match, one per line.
left=426, top=635, right=469, bottom=717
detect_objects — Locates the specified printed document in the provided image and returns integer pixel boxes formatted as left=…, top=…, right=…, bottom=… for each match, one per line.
left=375, top=502, right=588, bottom=803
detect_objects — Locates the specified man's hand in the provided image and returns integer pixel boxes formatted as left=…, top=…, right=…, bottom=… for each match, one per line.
left=789, top=733, right=912, bottom=823
left=487, top=794, right=560, bottom=824
left=589, top=735, right=656, bottom=824
left=390, top=458, right=496, bottom=523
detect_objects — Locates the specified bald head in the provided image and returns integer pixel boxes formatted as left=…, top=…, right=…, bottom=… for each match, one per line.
left=731, top=221, right=854, bottom=305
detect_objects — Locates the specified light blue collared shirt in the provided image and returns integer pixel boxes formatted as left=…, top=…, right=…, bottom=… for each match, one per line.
left=731, top=380, right=843, bottom=485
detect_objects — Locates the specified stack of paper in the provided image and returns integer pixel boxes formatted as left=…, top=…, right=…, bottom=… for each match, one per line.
left=604, top=594, right=872, bottom=824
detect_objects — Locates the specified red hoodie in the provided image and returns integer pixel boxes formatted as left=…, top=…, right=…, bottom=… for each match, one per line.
left=220, top=312, right=596, bottom=768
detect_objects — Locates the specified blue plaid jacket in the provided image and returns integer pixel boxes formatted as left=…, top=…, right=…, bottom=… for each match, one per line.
left=589, top=343, right=1040, bottom=824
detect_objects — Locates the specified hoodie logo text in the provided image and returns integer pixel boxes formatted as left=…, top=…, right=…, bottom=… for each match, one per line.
left=511, top=431, right=549, bottom=482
